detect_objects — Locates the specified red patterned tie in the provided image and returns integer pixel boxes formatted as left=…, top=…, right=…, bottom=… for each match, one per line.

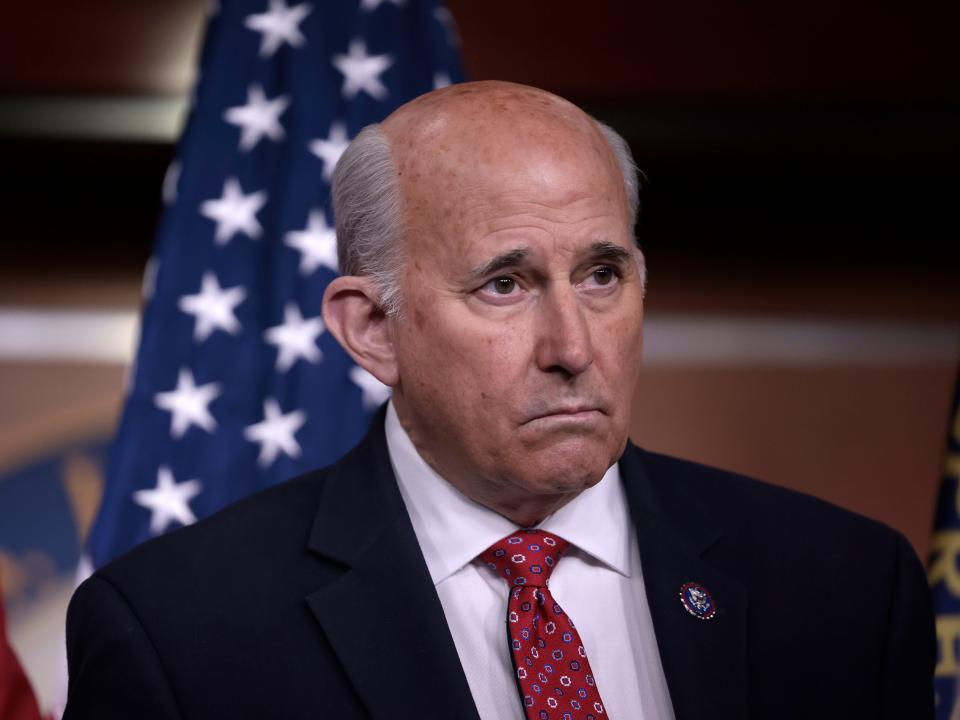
left=480, top=529, right=610, bottom=720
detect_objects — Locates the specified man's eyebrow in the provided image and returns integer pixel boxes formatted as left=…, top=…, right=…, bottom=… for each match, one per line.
left=467, top=242, right=632, bottom=281
left=587, top=241, right=633, bottom=265
left=468, top=247, right=530, bottom=280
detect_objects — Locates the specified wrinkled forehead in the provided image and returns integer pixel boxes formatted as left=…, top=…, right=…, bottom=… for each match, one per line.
left=381, top=82, right=624, bottom=223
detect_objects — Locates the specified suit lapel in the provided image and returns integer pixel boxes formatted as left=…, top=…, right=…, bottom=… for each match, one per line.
left=620, top=446, right=748, bottom=720
left=303, top=411, right=481, bottom=720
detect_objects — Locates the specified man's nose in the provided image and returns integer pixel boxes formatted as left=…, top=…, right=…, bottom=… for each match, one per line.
left=534, top=285, right=594, bottom=376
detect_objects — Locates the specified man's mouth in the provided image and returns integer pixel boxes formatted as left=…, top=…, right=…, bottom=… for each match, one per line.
left=523, top=405, right=605, bottom=424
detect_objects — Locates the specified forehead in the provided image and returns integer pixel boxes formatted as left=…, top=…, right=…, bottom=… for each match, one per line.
left=442, top=172, right=629, bottom=265
left=385, top=86, right=617, bottom=188
left=383, top=85, right=628, bottom=255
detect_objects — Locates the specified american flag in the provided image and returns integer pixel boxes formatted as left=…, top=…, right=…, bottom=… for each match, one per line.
left=87, top=0, right=464, bottom=568
left=930, top=372, right=960, bottom=719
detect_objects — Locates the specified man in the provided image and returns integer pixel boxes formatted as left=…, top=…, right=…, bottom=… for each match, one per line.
left=64, top=81, right=935, bottom=719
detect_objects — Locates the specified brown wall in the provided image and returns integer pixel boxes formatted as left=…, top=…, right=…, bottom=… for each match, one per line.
left=4, top=0, right=957, bottom=102
left=632, top=363, right=954, bottom=559
left=0, top=357, right=952, bottom=562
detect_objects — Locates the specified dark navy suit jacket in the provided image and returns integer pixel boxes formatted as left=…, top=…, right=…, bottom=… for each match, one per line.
left=64, top=412, right=935, bottom=719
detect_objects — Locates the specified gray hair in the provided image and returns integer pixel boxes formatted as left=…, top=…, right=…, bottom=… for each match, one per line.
left=331, top=125, right=406, bottom=315
left=331, top=119, right=645, bottom=316
left=596, top=121, right=647, bottom=292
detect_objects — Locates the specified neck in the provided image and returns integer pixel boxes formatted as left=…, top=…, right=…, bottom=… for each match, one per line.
left=481, top=490, right=583, bottom=528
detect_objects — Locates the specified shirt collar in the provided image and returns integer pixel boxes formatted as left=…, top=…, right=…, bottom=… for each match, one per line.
left=385, top=401, right=633, bottom=585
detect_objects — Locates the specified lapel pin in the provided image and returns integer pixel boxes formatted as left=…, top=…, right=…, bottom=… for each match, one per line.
left=679, top=582, right=717, bottom=620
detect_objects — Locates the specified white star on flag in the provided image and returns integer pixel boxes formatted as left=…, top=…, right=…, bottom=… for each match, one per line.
left=264, top=303, right=324, bottom=372
left=162, top=160, right=181, bottom=205
left=332, top=39, right=394, bottom=100
left=133, top=465, right=203, bottom=535
left=244, top=398, right=307, bottom=467
left=308, top=121, right=349, bottom=182
left=178, top=271, right=246, bottom=342
left=244, top=0, right=312, bottom=58
left=433, top=72, right=451, bottom=90
left=350, top=366, right=391, bottom=410
left=360, top=0, right=405, bottom=11
left=284, top=209, right=338, bottom=274
left=224, top=84, right=290, bottom=152
left=433, top=7, right=460, bottom=47
left=142, top=256, right=159, bottom=302
left=200, top=177, right=268, bottom=246
left=154, top=368, right=222, bottom=439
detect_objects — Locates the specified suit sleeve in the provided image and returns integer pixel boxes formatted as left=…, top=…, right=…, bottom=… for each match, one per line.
left=880, top=532, right=936, bottom=720
left=63, top=575, right=183, bottom=720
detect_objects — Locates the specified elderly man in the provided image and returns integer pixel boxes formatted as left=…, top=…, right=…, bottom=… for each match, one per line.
left=64, top=81, right=934, bottom=720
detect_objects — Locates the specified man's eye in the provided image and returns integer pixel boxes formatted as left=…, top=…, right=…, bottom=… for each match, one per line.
left=593, top=267, right=613, bottom=285
left=491, top=277, right=516, bottom=294
left=593, top=267, right=615, bottom=285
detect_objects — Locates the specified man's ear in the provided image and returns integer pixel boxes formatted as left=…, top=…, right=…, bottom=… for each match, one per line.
left=322, top=276, right=399, bottom=386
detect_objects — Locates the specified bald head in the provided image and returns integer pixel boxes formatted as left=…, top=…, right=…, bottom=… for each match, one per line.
left=331, top=81, right=642, bottom=314
left=383, top=82, right=628, bottom=244
left=381, top=81, right=617, bottom=180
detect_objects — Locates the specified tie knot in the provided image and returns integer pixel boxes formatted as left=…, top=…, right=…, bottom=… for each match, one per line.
left=479, top=529, right=568, bottom=588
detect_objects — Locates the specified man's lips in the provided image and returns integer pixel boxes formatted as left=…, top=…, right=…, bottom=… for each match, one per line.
left=522, top=406, right=605, bottom=424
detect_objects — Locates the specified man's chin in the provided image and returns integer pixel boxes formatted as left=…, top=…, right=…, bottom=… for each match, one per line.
left=517, top=419, right=623, bottom=463
left=515, top=447, right=613, bottom=495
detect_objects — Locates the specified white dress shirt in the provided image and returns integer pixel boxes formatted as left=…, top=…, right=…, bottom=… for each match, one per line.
left=385, top=402, right=676, bottom=720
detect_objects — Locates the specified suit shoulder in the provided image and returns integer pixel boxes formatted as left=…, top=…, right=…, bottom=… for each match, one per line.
left=631, top=447, right=905, bottom=552
left=96, top=466, right=330, bottom=589
left=626, top=446, right=930, bottom=630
